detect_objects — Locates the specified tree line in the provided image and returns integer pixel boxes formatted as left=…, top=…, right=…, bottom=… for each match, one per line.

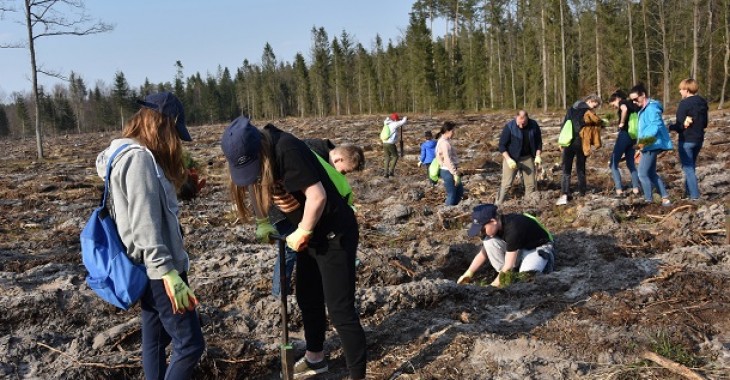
left=3, top=0, right=730, bottom=140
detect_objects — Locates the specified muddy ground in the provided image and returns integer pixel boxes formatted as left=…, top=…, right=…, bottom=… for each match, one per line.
left=1, top=110, right=728, bottom=380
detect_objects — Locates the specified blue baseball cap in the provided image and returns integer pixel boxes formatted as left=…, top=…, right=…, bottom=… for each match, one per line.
left=467, top=204, right=498, bottom=237
left=137, top=92, right=191, bottom=141
left=221, top=116, right=262, bottom=186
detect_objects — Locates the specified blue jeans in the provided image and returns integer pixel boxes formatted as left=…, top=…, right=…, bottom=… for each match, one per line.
left=272, top=219, right=297, bottom=297
left=609, top=130, right=640, bottom=191
left=678, top=141, right=702, bottom=199
left=440, top=169, right=464, bottom=206
left=141, top=272, right=205, bottom=380
left=638, top=150, right=669, bottom=202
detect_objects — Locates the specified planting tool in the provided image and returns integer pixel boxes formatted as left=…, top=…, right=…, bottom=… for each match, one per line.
left=271, top=234, right=294, bottom=379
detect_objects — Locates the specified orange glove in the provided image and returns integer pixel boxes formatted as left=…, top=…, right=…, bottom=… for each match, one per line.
left=286, top=227, right=313, bottom=252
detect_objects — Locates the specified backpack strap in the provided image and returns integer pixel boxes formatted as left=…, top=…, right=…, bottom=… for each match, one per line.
left=100, top=144, right=131, bottom=208
left=523, top=212, right=554, bottom=242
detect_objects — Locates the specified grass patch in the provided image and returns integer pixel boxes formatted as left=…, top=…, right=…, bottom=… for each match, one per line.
left=649, top=330, right=702, bottom=368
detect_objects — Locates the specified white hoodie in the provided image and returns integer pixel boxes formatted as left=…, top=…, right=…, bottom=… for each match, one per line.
left=382, top=116, right=408, bottom=144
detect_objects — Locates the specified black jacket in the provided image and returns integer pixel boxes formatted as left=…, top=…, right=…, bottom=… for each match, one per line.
left=669, top=95, right=708, bottom=143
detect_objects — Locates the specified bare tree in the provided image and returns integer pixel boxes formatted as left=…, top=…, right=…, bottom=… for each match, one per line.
left=642, top=0, right=651, bottom=95
left=692, top=0, right=701, bottom=78
left=541, top=0, right=548, bottom=111
left=657, top=0, right=670, bottom=105
left=560, top=0, right=567, bottom=108
left=595, top=0, right=602, bottom=98
left=628, top=0, right=637, bottom=85
left=707, top=0, right=714, bottom=96
left=0, top=0, right=112, bottom=159
left=720, top=0, right=730, bottom=109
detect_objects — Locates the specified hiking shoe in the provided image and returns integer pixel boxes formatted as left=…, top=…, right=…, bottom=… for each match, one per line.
left=661, top=198, right=672, bottom=207
left=555, top=195, right=568, bottom=206
left=293, top=357, right=328, bottom=379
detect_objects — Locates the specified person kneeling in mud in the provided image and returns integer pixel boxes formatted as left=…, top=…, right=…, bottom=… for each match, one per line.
left=457, top=204, right=555, bottom=287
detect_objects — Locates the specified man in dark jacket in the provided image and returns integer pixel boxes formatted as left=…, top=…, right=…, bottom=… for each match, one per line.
left=496, top=110, right=543, bottom=205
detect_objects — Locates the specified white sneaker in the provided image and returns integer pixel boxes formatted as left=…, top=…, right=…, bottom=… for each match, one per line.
left=555, top=195, right=568, bottom=206
left=293, top=357, right=328, bottom=379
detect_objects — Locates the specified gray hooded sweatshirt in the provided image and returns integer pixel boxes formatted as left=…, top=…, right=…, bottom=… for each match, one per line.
left=96, top=138, right=189, bottom=280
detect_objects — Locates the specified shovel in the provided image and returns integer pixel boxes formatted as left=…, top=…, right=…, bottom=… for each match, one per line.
left=271, top=234, right=294, bottom=379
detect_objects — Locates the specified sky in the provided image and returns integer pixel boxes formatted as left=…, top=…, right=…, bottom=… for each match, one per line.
left=0, top=0, right=419, bottom=103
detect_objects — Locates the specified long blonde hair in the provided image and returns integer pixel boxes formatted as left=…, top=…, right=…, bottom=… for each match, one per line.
left=123, top=108, right=186, bottom=189
left=230, top=130, right=275, bottom=220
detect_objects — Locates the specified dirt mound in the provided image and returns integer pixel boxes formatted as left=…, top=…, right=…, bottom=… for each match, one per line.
left=1, top=112, right=728, bottom=379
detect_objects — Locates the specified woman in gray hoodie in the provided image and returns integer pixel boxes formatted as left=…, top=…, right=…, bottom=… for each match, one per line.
left=96, top=92, right=204, bottom=380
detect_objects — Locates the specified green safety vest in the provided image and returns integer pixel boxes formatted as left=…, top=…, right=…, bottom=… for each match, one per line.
left=312, top=150, right=355, bottom=210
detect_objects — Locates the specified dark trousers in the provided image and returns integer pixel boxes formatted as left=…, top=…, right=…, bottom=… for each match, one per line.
left=141, top=272, right=205, bottom=380
left=296, top=227, right=366, bottom=379
left=561, top=141, right=587, bottom=195
left=383, top=143, right=398, bottom=174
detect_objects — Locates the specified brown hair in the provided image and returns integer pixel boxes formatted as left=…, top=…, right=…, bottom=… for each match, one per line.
left=229, top=131, right=275, bottom=220
left=123, top=108, right=186, bottom=189
left=332, top=144, right=365, bottom=172
left=679, top=78, right=699, bottom=94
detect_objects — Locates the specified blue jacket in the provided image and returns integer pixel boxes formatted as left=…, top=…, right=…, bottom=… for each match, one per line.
left=419, top=139, right=437, bottom=164
left=498, top=118, right=543, bottom=159
left=638, top=99, right=673, bottom=152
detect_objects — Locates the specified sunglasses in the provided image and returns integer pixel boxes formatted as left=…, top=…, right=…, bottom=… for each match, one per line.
left=630, top=95, right=643, bottom=103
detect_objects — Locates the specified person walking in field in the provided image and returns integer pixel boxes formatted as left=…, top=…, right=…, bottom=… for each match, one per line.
left=380, top=112, right=407, bottom=178
left=496, top=110, right=543, bottom=205
left=629, top=83, right=673, bottom=206
left=556, top=95, right=602, bottom=206
left=96, top=92, right=205, bottom=380
left=607, top=90, right=641, bottom=197
left=668, top=78, right=708, bottom=201
left=418, top=130, right=437, bottom=184
left=222, top=117, right=367, bottom=379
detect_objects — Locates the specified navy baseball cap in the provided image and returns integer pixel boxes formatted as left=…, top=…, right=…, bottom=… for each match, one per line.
left=221, top=116, right=262, bottom=186
left=137, top=92, right=191, bottom=141
left=467, top=204, right=498, bottom=237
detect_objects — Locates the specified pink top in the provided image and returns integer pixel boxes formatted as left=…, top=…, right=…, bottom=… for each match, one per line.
left=436, top=137, right=459, bottom=175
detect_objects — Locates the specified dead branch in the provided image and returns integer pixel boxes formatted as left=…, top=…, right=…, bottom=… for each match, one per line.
left=37, top=341, right=139, bottom=369
left=645, top=204, right=694, bottom=223
left=389, top=259, right=416, bottom=277
left=214, top=357, right=256, bottom=364
left=698, top=229, right=725, bottom=235
left=639, top=350, right=708, bottom=380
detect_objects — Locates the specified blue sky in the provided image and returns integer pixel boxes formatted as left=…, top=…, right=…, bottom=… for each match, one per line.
left=0, top=1, right=419, bottom=102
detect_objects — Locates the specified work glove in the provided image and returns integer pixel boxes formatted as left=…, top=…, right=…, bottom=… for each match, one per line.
left=255, top=217, right=276, bottom=244
left=507, top=158, right=517, bottom=170
left=418, top=161, right=422, bottom=167
left=454, top=174, right=462, bottom=186
left=457, top=270, right=473, bottom=285
left=286, top=227, right=313, bottom=252
left=534, top=155, right=542, bottom=166
left=162, top=269, right=198, bottom=314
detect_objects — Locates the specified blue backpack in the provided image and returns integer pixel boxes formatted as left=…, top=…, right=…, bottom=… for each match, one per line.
left=80, top=144, right=148, bottom=310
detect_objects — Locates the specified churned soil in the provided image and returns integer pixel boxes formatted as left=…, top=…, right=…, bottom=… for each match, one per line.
left=1, top=110, right=728, bottom=379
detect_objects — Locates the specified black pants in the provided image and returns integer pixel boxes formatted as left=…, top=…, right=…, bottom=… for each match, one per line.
left=296, top=227, right=366, bottom=379
left=561, top=140, right=587, bottom=195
